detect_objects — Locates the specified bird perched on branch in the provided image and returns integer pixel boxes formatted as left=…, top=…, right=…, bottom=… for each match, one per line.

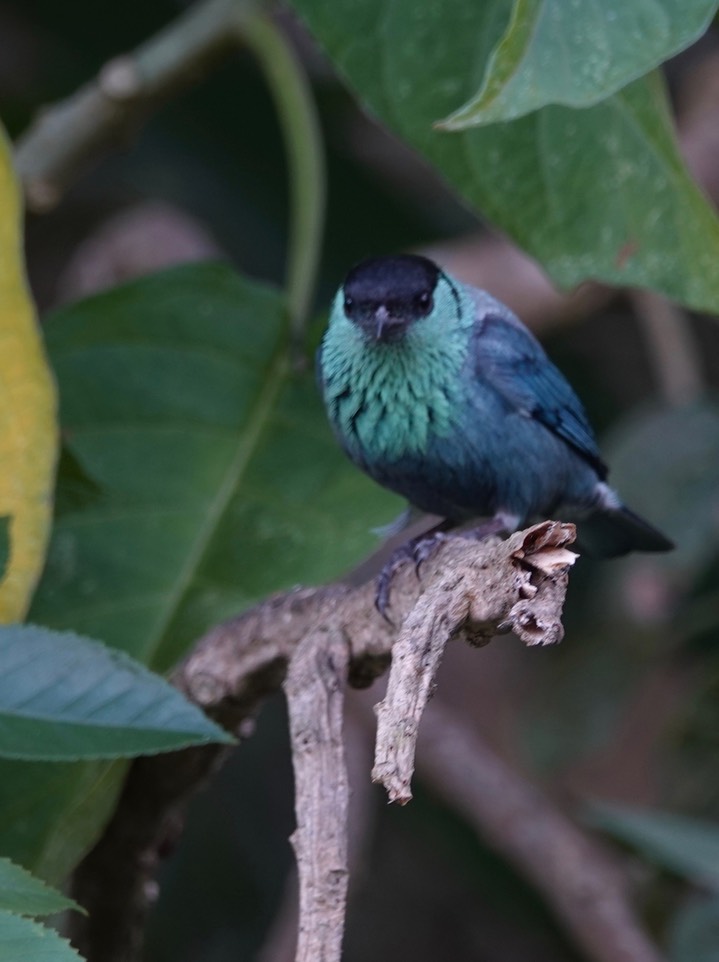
left=318, top=254, right=673, bottom=614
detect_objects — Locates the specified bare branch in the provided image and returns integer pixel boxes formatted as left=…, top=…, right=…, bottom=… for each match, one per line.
left=256, top=711, right=377, bottom=962
left=415, top=703, right=666, bottom=962
left=373, top=522, right=577, bottom=803
left=68, top=521, right=577, bottom=962
left=285, top=628, right=350, bottom=962
left=67, top=518, right=664, bottom=962
left=14, top=0, right=248, bottom=210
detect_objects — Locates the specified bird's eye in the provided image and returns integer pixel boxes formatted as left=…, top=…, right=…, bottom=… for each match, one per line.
left=344, top=296, right=355, bottom=316
left=416, top=292, right=433, bottom=314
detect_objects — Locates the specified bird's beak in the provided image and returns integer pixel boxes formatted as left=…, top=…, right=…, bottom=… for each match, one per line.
left=374, top=304, right=390, bottom=341
left=374, top=304, right=406, bottom=342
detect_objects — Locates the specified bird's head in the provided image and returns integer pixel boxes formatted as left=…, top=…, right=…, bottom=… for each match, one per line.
left=337, top=254, right=456, bottom=344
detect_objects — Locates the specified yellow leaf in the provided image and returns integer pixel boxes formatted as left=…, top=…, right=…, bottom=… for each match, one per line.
left=0, top=126, right=57, bottom=620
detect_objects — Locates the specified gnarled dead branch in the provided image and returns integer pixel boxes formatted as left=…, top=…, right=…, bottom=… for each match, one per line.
left=68, top=522, right=609, bottom=962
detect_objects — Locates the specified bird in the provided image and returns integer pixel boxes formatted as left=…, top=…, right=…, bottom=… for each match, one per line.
left=317, top=253, right=673, bottom=613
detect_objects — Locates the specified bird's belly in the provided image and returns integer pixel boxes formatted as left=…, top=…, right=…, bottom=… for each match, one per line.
left=359, top=421, right=502, bottom=520
left=367, top=450, right=494, bottom=520
left=360, top=411, right=596, bottom=523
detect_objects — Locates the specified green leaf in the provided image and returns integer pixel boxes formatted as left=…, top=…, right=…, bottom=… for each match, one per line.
left=0, top=856, right=81, bottom=918
left=0, top=909, right=82, bottom=962
left=0, top=124, right=58, bottom=623
left=0, top=759, right=126, bottom=886
left=34, top=262, right=397, bottom=668
left=439, top=0, right=718, bottom=128
left=0, top=262, right=397, bottom=881
left=291, top=0, right=719, bottom=312
left=0, top=624, right=232, bottom=761
left=670, top=897, right=719, bottom=962
left=587, top=802, right=719, bottom=890
left=0, top=518, right=8, bottom=582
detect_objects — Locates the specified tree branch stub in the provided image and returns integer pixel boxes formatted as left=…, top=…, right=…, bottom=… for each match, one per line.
left=372, top=521, right=577, bottom=803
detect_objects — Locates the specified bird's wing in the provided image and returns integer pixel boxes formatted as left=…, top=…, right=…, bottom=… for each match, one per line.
left=474, top=312, right=608, bottom=479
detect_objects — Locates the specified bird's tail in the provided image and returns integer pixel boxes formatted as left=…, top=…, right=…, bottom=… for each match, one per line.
left=576, top=505, right=674, bottom=558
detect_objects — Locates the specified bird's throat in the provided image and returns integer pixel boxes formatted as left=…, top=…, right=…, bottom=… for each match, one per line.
left=323, top=330, right=467, bottom=463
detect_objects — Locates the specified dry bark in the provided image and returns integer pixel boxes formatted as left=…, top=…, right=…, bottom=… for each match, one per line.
left=68, top=521, right=603, bottom=962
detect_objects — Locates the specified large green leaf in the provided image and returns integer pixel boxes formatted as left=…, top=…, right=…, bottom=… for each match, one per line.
left=0, top=758, right=126, bottom=886
left=0, top=262, right=398, bottom=880
left=588, top=802, right=719, bottom=890
left=0, top=856, right=81, bottom=918
left=0, top=910, right=82, bottom=962
left=33, top=262, right=397, bottom=670
left=0, top=624, right=232, bottom=760
left=291, top=0, right=719, bottom=312
left=439, top=0, right=718, bottom=128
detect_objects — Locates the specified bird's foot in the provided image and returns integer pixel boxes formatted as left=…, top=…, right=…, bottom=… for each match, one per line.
left=462, top=515, right=513, bottom=542
left=375, top=524, right=449, bottom=621
left=374, top=515, right=516, bottom=621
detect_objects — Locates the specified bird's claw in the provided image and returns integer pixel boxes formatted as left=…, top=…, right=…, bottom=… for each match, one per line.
left=464, top=516, right=510, bottom=542
left=374, top=529, right=448, bottom=621
left=373, top=516, right=512, bottom=621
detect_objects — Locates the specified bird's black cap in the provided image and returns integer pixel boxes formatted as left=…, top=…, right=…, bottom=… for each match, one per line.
left=344, top=254, right=440, bottom=306
left=342, top=254, right=441, bottom=341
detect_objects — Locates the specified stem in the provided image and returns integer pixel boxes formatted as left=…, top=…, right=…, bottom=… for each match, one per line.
left=14, top=0, right=325, bottom=359
left=132, top=0, right=249, bottom=92
left=239, top=12, right=325, bottom=358
left=14, top=0, right=256, bottom=210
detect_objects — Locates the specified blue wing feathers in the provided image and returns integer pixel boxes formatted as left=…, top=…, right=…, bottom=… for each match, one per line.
left=475, top=314, right=608, bottom=479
